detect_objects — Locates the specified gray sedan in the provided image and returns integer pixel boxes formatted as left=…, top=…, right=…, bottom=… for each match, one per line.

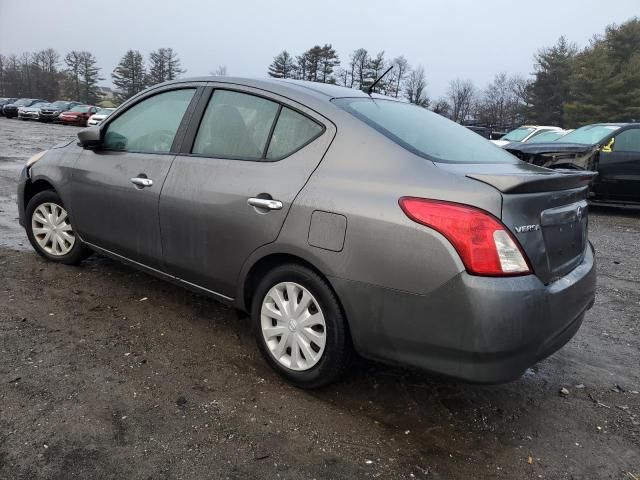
left=17, top=77, right=596, bottom=388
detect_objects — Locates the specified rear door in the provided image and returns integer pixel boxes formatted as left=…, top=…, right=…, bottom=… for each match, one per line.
left=595, top=127, right=640, bottom=201
left=159, top=85, right=335, bottom=298
left=71, top=86, right=200, bottom=269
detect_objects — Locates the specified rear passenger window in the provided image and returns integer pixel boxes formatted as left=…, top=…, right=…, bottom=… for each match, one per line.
left=266, top=107, right=323, bottom=160
left=103, top=88, right=195, bottom=153
left=193, top=90, right=279, bottom=159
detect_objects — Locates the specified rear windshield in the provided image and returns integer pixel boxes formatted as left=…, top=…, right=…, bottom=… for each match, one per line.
left=333, top=98, right=516, bottom=164
left=502, top=127, right=536, bottom=142
left=557, top=124, right=621, bottom=145
left=527, top=131, right=564, bottom=143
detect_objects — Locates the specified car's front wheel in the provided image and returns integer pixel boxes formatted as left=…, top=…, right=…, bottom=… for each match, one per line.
left=25, top=190, right=91, bottom=265
left=252, top=264, right=353, bottom=388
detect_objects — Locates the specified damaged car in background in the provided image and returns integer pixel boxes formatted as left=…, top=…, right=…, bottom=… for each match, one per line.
left=506, top=123, right=640, bottom=205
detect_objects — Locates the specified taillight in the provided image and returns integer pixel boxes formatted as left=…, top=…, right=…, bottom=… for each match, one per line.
left=399, top=197, right=531, bottom=277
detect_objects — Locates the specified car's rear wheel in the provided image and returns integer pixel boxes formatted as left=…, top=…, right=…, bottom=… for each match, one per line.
left=25, top=190, right=91, bottom=265
left=252, top=264, right=353, bottom=388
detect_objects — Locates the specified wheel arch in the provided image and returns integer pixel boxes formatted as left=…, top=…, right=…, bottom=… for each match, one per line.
left=239, top=252, right=346, bottom=323
left=24, top=178, right=57, bottom=208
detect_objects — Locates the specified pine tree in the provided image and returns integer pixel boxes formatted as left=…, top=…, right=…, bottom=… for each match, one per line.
left=318, top=44, right=339, bottom=83
left=148, top=48, right=184, bottom=85
left=528, top=36, right=577, bottom=127
left=63, top=51, right=83, bottom=100
left=268, top=51, right=295, bottom=78
left=565, top=18, right=640, bottom=125
left=78, top=52, right=102, bottom=103
left=112, top=50, right=147, bottom=102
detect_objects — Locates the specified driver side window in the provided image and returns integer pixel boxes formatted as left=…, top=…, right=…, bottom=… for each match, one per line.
left=613, top=129, right=640, bottom=153
left=103, top=88, right=196, bottom=153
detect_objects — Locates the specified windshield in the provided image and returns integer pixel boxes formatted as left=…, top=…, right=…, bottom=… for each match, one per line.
left=51, top=101, right=70, bottom=108
left=527, top=131, right=565, bottom=143
left=14, top=99, right=32, bottom=106
left=557, top=124, right=621, bottom=145
left=70, top=105, right=90, bottom=113
left=502, top=127, right=536, bottom=142
left=333, top=98, right=516, bottom=164
left=30, top=102, right=49, bottom=108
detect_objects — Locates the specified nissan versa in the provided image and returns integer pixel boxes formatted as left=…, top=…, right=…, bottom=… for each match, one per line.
left=17, top=77, right=597, bottom=388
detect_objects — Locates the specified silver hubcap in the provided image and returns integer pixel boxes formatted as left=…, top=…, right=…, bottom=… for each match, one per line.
left=31, top=202, right=75, bottom=256
left=261, top=282, right=327, bottom=371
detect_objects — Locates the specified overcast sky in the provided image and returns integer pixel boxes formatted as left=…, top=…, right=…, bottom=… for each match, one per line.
left=0, top=0, right=638, bottom=98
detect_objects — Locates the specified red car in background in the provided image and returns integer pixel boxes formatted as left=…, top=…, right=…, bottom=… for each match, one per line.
left=58, top=105, right=99, bottom=127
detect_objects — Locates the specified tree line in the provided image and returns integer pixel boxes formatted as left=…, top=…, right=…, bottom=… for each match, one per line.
left=0, top=48, right=186, bottom=105
left=268, top=17, right=640, bottom=129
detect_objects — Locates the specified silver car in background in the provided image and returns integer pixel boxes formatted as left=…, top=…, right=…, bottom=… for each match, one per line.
left=17, top=77, right=596, bottom=388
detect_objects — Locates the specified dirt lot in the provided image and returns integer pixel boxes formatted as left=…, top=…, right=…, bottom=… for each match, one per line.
left=0, top=117, right=638, bottom=479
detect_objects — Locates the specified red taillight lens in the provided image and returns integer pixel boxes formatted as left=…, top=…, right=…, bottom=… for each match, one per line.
left=399, top=197, right=531, bottom=277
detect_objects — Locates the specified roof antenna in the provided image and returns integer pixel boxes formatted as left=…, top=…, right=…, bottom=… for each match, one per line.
left=367, top=65, right=393, bottom=95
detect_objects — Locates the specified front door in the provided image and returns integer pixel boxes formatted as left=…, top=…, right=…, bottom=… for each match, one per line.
left=71, top=87, right=198, bottom=269
left=596, top=127, right=640, bottom=201
left=159, top=87, right=334, bottom=297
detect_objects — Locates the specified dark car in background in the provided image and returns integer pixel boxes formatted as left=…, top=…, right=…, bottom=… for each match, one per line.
left=17, top=77, right=596, bottom=388
left=506, top=123, right=640, bottom=205
left=39, top=101, right=82, bottom=123
left=0, top=97, right=18, bottom=115
left=58, top=105, right=99, bottom=127
left=3, top=98, right=48, bottom=118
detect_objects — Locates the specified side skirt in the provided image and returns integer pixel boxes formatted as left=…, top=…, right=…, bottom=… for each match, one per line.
left=83, top=241, right=236, bottom=306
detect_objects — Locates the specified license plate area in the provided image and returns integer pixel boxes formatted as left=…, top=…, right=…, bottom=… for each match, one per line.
left=540, top=200, right=588, bottom=277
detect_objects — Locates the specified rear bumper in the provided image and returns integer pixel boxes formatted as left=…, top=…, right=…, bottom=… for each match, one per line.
left=331, top=245, right=596, bottom=383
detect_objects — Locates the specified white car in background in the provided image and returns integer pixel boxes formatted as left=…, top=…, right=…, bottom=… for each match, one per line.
left=491, top=125, right=563, bottom=147
left=87, top=107, right=115, bottom=126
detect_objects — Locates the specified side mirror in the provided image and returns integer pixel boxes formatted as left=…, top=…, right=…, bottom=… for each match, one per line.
left=77, top=126, right=101, bottom=149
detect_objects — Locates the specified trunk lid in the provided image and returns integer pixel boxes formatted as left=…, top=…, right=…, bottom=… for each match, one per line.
left=437, top=162, right=596, bottom=284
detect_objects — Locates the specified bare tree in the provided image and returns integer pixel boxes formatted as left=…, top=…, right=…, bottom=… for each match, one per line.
left=214, top=65, right=228, bottom=76
left=404, top=65, right=429, bottom=107
left=475, top=73, right=530, bottom=127
left=447, top=78, right=476, bottom=123
left=349, top=48, right=369, bottom=89
left=388, top=56, right=409, bottom=98
left=431, top=97, right=451, bottom=117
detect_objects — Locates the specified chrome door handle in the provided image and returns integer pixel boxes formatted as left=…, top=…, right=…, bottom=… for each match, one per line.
left=130, top=177, right=153, bottom=188
left=247, top=197, right=283, bottom=210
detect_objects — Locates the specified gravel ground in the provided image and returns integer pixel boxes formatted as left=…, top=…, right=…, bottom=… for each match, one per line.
left=0, top=117, right=638, bottom=479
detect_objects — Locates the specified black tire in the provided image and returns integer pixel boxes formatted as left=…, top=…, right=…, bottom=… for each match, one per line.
left=25, top=190, right=91, bottom=265
left=252, top=263, right=353, bottom=389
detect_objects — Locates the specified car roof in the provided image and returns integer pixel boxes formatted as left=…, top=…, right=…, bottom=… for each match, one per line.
left=162, top=76, right=393, bottom=102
